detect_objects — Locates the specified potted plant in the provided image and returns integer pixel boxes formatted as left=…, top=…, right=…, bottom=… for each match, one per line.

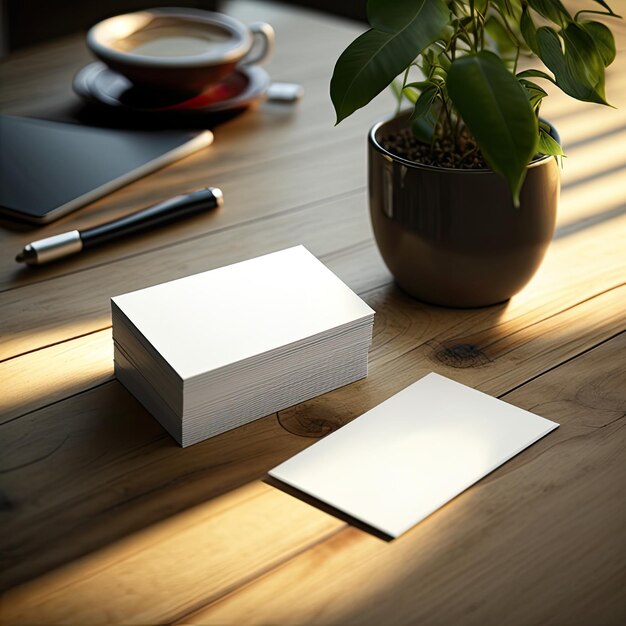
left=330, top=0, right=620, bottom=306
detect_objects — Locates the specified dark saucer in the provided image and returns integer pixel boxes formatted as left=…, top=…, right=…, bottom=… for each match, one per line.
left=73, top=62, right=271, bottom=116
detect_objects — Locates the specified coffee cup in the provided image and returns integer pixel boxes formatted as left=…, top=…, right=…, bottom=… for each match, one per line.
left=87, top=8, right=275, bottom=92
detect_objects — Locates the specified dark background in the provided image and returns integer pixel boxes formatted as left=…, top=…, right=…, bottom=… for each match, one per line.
left=2, top=0, right=367, bottom=52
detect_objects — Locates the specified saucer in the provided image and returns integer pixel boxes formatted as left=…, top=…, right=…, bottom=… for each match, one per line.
left=73, top=62, right=271, bottom=116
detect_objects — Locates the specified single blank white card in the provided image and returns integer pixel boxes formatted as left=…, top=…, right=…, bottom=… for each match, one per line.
left=269, top=372, right=559, bottom=538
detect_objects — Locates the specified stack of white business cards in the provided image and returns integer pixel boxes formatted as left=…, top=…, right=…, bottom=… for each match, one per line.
left=269, top=372, right=559, bottom=538
left=112, top=246, right=375, bottom=447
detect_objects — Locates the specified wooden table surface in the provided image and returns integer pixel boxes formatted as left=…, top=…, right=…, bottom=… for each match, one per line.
left=1, top=1, right=625, bottom=624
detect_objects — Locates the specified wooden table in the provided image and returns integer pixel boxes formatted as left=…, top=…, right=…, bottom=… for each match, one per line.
left=1, top=1, right=625, bottom=624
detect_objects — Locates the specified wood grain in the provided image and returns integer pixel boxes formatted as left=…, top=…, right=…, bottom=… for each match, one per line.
left=0, top=328, right=112, bottom=424
left=0, top=237, right=390, bottom=424
left=0, top=1, right=388, bottom=291
left=2, top=294, right=623, bottom=624
left=0, top=190, right=388, bottom=361
left=179, top=333, right=626, bottom=626
left=1, top=278, right=622, bottom=596
left=0, top=1, right=624, bottom=623
left=1, top=483, right=345, bottom=626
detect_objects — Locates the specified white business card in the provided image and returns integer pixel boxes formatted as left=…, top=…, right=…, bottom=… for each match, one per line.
left=112, top=245, right=374, bottom=380
left=269, top=372, right=559, bottom=538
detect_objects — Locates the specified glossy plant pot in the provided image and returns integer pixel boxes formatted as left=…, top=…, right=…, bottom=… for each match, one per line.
left=369, top=113, right=560, bottom=307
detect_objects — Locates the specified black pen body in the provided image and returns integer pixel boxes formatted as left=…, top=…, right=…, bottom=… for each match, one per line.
left=80, top=187, right=223, bottom=248
left=16, top=187, right=223, bottom=265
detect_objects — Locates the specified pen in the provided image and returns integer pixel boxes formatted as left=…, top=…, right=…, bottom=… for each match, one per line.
left=15, top=187, right=223, bottom=266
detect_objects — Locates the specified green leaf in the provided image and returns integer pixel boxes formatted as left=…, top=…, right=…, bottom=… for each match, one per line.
left=527, top=0, right=571, bottom=25
left=411, top=107, right=438, bottom=143
left=447, top=51, right=538, bottom=206
left=537, top=127, right=564, bottom=156
left=401, top=87, right=419, bottom=104
left=437, top=50, right=451, bottom=71
left=580, top=21, right=616, bottom=66
left=588, top=1, right=621, bottom=17
left=563, top=22, right=609, bottom=100
left=519, top=79, right=548, bottom=97
left=399, top=81, right=433, bottom=105
left=520, top=7, right=539, bottom=54
left=331, top=0, right=449, bottom=123
left=367, top=0, right=446, bottom=33
left=410, top=84, right=438, bottom=121
left=519, top=78, right=548, bottom=110
left=516, top=68, right=557, bottom=85
left=536, top=26, right=608, bottom=105
left=491, top=0, right=520, bottom=17
left=404, top=81, right=434, bottom=92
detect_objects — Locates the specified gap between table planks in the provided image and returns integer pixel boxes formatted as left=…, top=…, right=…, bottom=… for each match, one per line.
left=1, top=76, right=623, bottom=357
left=1, top=102, right=624, bottom=362
left=179, top=334, right=626, bottom=626
left=1, top=0, right=624, bottom=622
left=2, top=328, right=623, bottom=625
left=1, top=197, right=624, bottom=425
left=1, top=267, right=623, bottom=595
left=0, top=3, right=624, bottom=293
left=0, top=1, right=394, bottom=290
left=0, top=69, right=623, bottom=294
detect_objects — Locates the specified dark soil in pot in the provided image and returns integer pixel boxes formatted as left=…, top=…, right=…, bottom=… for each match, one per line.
left=381, top=127, right=488, bottom=170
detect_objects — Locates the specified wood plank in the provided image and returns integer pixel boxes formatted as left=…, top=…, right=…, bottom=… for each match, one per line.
left=0, top=189, right=388, bottom=361
left=277, top=282, right=626, bottom=435
left=1, top=3, right=623, bottom=294
left=2, top=193, right=623, bottom=429
left=177, top=333, right=626, bottom=626
left=2, top=66, right=623, bottom=295
left=0, top=382, right=309, bottom=593
left=0, top=240, right=389, bottom=425
left=0, top=329, right=113, bottom=424
left=0, top=0, right=385, bottom=291
left=1, top=483, right=344, bottom=626
left=2, top=190, right=623, bottom=363
left=1, top=287, right=623, bottom=623
left=0, top=270, right=622, bottom=595
left=1, top=185, right=623, bottom=425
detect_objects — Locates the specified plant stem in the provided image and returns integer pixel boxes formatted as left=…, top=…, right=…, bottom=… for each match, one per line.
left=498, top=10, right=523, bottom=52
left=575, top=9, right=620, bottom=20
left=395, top=66, right=410, bottom=116
left=453, top=107, right=462, bottom=144
left=470, top=1, right=479, bottom=50
left=440, top=94, right=454, bottom=140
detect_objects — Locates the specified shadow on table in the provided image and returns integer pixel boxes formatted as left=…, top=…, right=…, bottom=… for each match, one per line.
left=2, top=218, right=623, bottom=594
left=264, top=475, right=394, bottom=542
left=0, top=282, right=510, bottom=591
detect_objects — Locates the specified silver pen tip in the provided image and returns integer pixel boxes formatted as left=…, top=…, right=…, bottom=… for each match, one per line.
left=210, top=187, right=224, bottom=207
left=15, top=251, right=26, bottom=263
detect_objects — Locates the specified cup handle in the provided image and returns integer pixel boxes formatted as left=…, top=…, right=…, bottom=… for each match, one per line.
left=241, top=22, right=275, bottom=66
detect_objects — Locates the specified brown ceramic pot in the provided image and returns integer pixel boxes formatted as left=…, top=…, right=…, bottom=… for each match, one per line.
left=368, top=113, right=560, bottom=307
